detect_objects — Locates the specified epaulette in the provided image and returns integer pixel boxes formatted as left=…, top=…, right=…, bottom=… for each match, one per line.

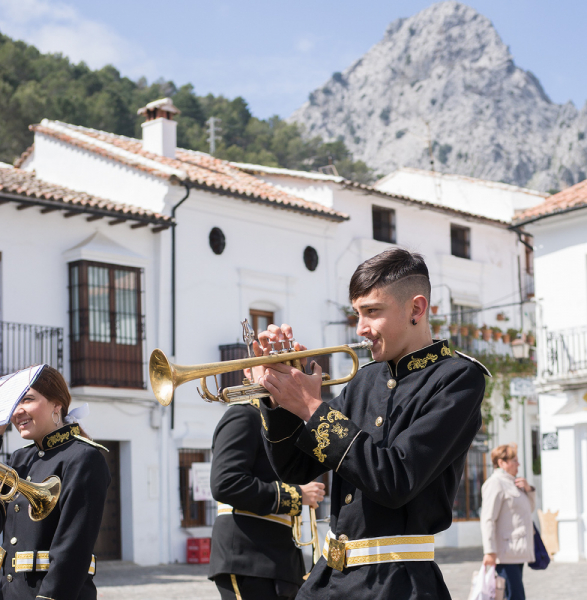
left=73, top=435, right=109, bottom=452
left=359, top=360, right=377, bottom=369
left=455, top=351, right=492, bottom=377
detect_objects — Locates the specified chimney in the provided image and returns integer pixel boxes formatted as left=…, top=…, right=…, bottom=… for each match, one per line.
left=137, top=97, right=181, bottom=158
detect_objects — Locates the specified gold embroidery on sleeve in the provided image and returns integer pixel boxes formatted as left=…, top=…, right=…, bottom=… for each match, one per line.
left=280, top=483, right=301, bottom=516
left=311, top=409, right=349, bottom=463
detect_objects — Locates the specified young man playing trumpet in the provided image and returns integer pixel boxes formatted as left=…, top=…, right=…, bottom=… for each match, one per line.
left=252, top=248, right=489, bottom=600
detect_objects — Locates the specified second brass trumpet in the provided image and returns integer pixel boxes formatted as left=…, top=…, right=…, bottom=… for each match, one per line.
left=149, top=340, right=372, bottom=406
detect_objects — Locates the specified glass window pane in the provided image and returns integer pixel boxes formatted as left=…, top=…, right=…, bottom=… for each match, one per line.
left=115, top=270, right=138, bottom=345
left=88, top=266, right=111, bottom=343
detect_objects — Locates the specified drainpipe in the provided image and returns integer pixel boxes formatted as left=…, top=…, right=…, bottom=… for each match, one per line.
left=170, top=184, right=190, bottom=429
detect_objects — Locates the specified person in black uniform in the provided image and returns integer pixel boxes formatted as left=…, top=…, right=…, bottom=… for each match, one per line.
left=0, top=365, right=111, bottom=600
left=209, top=397, right=325, bottom=600
left=252, top=248, right=489, bottom=600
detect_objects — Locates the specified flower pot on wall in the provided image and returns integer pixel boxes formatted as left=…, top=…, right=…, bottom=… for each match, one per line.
left=432, top=324, right=442, bottom=335
left=492, top=330, right=502, bottom=342
left=449, top=324, right=459, bottom=336
left=460, top=325, right=469, bottom=337
left=481, top=327, right=491, bottom=342
left=346, top=314, right=358, bottom=328
left=470, top=327, right=479, bottom=340
left=526, top=333, right=535, bottom=346
left=502, top=333, right=510, bottom=344
left=430, top=305, right=439, bottom=315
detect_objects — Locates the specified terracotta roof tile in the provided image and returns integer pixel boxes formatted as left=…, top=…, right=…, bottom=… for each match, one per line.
left=0, top=166, right=172, bottom=227
left=515, top=179, right=587, bottom=224
left=27, top=122, right=348, bottom=222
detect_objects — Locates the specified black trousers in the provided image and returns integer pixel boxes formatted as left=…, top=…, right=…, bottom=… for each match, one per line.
left=496, top=564, right=525, bottom=600
left=215, top=574, right=300, bottom=600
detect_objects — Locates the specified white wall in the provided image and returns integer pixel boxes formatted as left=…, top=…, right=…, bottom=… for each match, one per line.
left=28, top=134, right=170, bottom=214
left=375, top=168, right=547, bottom=222
left=0, top=198, right=164, bottom=565
left=528, top=209, right=587, bottom=561
left=530, top=212, right=587, bottom=332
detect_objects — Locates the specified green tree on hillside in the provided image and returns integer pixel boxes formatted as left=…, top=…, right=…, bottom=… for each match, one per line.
left=0, top=33, right=373, bottom=183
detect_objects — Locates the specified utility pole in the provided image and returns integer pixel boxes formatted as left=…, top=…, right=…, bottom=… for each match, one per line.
left=206, top=117, right=222, bottom=155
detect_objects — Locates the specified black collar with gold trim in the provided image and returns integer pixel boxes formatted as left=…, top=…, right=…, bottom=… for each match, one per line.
left=39, top=423, right=82, bottom=451
left=390, top=339, right=452, bottom=379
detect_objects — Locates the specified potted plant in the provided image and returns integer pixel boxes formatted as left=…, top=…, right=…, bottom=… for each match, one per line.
left=496, top=312, right=506, bottom=321
left=430, top=318, right=445, bottom=336
left=469, top=324, right=480, bottom=339
left=449, top=322, right=459, bottom=336
left=481, top=325, right=492, bottom=342
left=526, top=331, right=535, bottom=346
left=430, top=305, right=439, bottom=315
left=460, top=324, right=469, bottom=337
left=342, top=306, right=358, bottom=327
left=492, top=326, right=503, bottom=342
left=503, top=328, right=520, bottom=345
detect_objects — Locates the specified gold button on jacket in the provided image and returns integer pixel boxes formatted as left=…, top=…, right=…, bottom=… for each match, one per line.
left=13, top=505, right=19, bottom=513
left=345, top=494, right=352, bottom=504
left=338, top=534, right=348, bottom=542
left=7, top=574, right=12, bottom=582
left=386, top=378, right=397, bottom=389
left=375, top=416, right=384, bottom=427
left=10, top=537, right=17, bottom=545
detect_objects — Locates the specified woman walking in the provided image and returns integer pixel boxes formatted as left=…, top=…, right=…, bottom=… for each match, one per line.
left=481, top=443, right=535, bottom=600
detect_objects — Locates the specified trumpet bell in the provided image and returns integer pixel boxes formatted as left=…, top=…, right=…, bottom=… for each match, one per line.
left=28, top=476, right=61, bottom=521
left=150, top=349, right=175, bottom=406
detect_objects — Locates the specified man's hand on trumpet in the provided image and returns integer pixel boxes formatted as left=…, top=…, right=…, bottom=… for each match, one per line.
left=246, top=324, right=324, bottom=422
left=300, top=481, right=326, bottom=509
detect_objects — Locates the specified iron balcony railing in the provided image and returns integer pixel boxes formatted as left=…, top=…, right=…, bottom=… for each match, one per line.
left=0, top=321, right=64, bottom=376
left=540, top=325, right=587, bottom=380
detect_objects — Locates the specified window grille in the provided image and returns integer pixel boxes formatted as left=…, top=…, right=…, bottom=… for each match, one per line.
left=68, top=261, right=145, bottom=388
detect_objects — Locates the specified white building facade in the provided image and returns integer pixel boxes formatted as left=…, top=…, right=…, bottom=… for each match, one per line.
left=516, top=185, right=587, bottom=562
left=0, top=100, right=542, bottom=564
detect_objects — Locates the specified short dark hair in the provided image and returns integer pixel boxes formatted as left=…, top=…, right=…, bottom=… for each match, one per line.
left=349, top=248, right=430, bottom=304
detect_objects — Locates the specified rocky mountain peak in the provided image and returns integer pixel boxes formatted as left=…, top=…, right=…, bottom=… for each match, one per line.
left=291, top=1, right=587, bottom=192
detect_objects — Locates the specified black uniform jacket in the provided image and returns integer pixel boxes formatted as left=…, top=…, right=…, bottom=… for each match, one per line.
left=209, top=401, right=306, bottom=585
left=261, top=340, right=488, bottom=600
left=0, top=423, right=111, bottom=600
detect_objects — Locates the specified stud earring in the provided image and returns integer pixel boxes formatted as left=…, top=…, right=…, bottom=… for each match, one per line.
left=411, top=319, right=417, bottom=326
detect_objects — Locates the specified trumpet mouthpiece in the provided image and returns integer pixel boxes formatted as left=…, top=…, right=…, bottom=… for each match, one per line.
left=347, top=340, right=373, bottom=350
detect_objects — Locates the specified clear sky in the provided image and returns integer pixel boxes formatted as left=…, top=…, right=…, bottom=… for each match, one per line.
left=1, top=0, right=586, bottom=119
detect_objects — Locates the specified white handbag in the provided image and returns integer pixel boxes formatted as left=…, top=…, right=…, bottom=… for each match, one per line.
left=468, top=566, right=506, bottom=600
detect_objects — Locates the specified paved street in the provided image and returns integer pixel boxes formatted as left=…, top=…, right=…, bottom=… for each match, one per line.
left=95, top=548, right=587, bottom=600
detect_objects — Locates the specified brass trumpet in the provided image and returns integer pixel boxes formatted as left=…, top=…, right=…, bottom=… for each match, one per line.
left=293, top=507, right=321, bottom=573
left=149, top=339, right=372, bottom=406
left=0, top=462, right=61, bottom=521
